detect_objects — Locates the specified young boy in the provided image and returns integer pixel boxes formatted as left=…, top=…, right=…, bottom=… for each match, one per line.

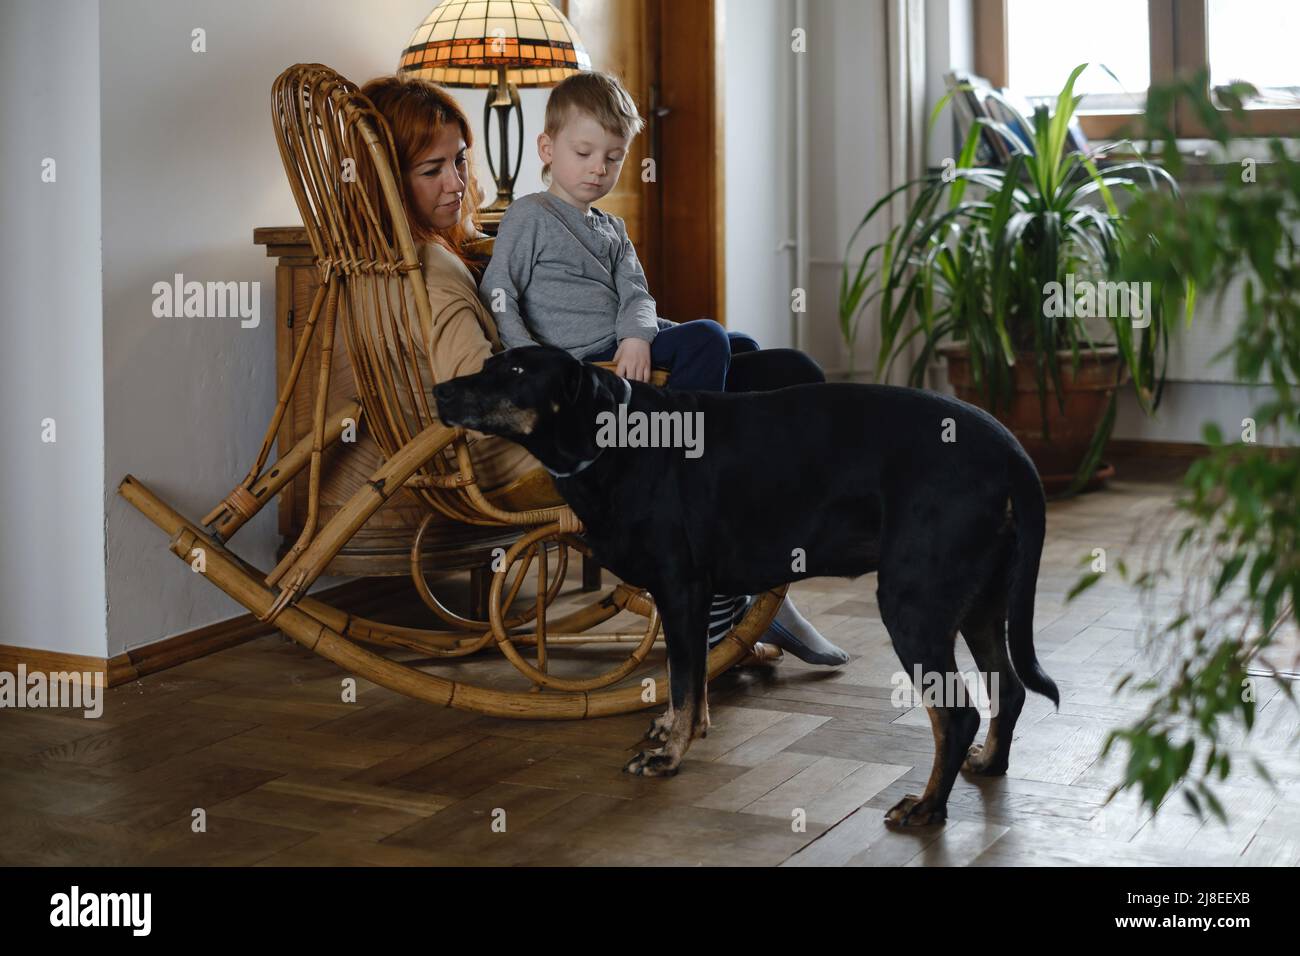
left=479, top=70, right=748, bottom=390
left=478, top=71, right=846, bottom=667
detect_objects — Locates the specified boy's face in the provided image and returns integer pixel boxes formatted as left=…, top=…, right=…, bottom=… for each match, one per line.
left=539, top=110, right=631, bottom=209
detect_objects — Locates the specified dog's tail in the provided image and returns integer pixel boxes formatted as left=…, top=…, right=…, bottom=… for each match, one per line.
left=1006, top=445, right=1059, bottom=707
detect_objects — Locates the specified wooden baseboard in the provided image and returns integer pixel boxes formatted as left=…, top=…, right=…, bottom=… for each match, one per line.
left=0, top=648, right=109, bottom=681
left=0, top=576, right=414, bottom=689
left=1106, top=438, right=1212, bottom=460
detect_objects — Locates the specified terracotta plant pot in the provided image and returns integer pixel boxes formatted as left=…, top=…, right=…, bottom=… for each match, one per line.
left=939, top=344, right=1128, bottom=493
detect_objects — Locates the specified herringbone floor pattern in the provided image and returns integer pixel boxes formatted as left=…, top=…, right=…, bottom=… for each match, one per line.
left=3, top=459, right=1298, bottom=866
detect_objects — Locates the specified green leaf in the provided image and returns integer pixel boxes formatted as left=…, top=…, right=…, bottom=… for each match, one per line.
left=1213, top=553, right=1247, bottom=597
left=1068, top=571, right=1103, bottom=601
left=1201, top=786, right=1227, bottom=824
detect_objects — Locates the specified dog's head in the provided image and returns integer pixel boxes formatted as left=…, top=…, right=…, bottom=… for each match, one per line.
left=434, top=345, right=622, bottom=474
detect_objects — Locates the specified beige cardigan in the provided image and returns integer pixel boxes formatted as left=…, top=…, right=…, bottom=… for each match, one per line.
left=413, top=239, right=542, bottom=492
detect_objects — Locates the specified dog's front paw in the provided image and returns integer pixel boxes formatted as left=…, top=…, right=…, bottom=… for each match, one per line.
left=963, top=743, right=1009, bottom=776
left=884, top=793, right=946, bottom=827
left=623, top=748, right=682, bottom=777
left=646, top=709, right=674, bottom=744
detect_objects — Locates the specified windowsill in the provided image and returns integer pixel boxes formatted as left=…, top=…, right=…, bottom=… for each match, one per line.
left=925, top=139, right=1299, bottom=184
left=1093, top=136, right=1300, bottom=161
left=1079, top=136, right=1299, bottom=186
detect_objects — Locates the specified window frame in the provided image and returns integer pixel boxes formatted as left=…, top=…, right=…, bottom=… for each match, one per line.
left=974, top=0, right=1300, bottom=140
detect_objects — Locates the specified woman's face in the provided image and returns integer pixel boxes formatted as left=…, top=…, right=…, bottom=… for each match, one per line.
left=406, top=122, right=468, bottom=232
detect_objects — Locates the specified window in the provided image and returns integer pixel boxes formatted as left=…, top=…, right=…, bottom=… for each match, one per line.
left=1206, top=0, right=1300, bottom=107
left=1006, top=0, right=1149, bottom=113
left=976, top=0, right=1300, bottom=139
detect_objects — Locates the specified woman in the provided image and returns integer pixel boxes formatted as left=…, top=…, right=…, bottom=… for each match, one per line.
left=360, top=74, right=847, bottom=667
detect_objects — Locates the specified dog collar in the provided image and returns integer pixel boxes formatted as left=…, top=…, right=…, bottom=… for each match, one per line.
left=543, top=376, right=633, bottom=479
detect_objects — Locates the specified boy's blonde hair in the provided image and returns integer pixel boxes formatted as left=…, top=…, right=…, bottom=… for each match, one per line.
left=542, top=71, right=645, bottom=181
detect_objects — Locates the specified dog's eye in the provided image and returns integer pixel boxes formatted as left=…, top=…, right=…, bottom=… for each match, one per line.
left=510, top=366, right=525, bottom=375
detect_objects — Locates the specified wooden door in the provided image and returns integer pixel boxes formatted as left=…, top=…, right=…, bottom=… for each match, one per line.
left=561, top=0, right=724, bottom=325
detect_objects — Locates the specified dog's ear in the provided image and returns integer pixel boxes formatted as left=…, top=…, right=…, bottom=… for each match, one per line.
left=561, top=359, right=587, bottom=407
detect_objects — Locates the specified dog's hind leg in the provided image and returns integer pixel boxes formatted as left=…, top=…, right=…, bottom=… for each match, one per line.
left=959, top=558, right=1025, bottom=776
left=625, top=580, right=711, bottom=777
left=884, top=636, right=979, bottom=827
left=878, top=577, right=980, bottom=827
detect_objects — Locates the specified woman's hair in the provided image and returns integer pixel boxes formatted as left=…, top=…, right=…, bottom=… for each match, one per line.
left=359, top=74, right=482, bottom=258
left=541, top=71, right=644, bottom=182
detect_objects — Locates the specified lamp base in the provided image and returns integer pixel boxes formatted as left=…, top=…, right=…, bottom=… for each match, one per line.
left=474, top=203, right=508, bottom=236
left=478, top=195, right=517, bottom=236
left=476, top=66, right=522, bottom=239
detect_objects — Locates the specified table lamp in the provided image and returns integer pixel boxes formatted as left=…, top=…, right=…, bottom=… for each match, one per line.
left=399, top=0, right=592, bottom=232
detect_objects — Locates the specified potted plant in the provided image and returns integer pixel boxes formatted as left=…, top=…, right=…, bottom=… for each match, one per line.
left=839, top=64, right=1183, bottom=494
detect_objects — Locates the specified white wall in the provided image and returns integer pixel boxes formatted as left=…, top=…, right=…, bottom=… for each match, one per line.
left=924, top=0, right=972, bottom=169
left=722, top=0, right=795, bottom=348
left=804, top=0, right=893, bottom=373
left=1, top=0, right=108, bottom=657
left=100, top=0, right=548, bottom=657
left=1112, top=267, right=1289, bottom=443
left=724, top=0, right=966, bottom=375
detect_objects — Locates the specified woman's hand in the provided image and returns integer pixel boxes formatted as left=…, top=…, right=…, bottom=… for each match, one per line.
left=614, top=337, right=652, bottom=383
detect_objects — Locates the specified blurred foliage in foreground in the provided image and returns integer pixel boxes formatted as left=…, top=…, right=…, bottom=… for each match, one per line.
left=1071, top=73, right=1299, bottom=820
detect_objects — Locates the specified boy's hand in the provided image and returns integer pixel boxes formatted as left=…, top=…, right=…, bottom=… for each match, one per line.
left=614, top=338, right=652, bottom=383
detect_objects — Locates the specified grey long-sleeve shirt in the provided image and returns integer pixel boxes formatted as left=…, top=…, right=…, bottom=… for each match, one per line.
left=478, top=191, right=672, bottom=359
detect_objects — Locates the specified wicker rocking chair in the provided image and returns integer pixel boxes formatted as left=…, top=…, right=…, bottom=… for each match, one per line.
left=118, top=62, right=785, bottom=719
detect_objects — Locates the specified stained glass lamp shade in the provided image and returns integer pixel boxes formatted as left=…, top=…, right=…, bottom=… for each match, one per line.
left=398, top=1, right=593, bottom=225
left=399, top=0, right=591, bottom=87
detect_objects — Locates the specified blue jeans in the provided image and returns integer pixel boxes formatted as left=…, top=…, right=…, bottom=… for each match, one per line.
left=586, top=320, right=760, bottom=392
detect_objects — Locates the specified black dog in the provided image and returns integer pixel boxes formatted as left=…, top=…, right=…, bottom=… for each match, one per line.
left=435, top=345, right=1058, bottom=826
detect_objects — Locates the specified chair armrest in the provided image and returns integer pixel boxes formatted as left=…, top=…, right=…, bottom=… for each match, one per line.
left=592, top=360, right=669, bottom=387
